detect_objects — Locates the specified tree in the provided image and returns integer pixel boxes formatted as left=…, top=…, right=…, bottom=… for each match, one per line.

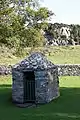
left=21, top=28, right=44, bottom=47
left=0, top=0, right=54, bottom=54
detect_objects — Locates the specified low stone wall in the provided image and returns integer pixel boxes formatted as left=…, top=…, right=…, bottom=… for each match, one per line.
left=0, top=65, right=12, bottom=75
left=0, top=64, right=80, bottom=76
left=57, top=64, right=80, bottom=76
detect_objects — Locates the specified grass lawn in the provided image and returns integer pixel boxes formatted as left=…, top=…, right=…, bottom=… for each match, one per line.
left=47, top=45, right=80, bottom=64
left=0, top=76, right=80, bottom=120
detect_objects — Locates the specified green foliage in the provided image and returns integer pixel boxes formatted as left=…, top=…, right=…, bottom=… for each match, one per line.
left=70, top=24, right=80, bottom=43
left=46, top=23, right=80, bottom=44
left=21, top=28, right=44, bottom=47
left=0, top=0, right=54, bottom=54
left=6, top=36, right=20, bottom=48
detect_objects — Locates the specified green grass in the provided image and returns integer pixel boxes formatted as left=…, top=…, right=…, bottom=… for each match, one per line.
left=0, top=45, right=80, bottom=65
left=47, top=46, right=80, bottom=64
left=0, top=46, right=22, bottom=65
left=0, top=75, right=80, bottom=120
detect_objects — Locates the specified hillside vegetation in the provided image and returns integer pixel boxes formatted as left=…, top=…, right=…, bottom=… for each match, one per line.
left=0, top=45, right=80, bottom=65
left=47, top=46, right=80, bottom=64
left=1, top=0, right=80, bottom=55
left=0, top=0, right=80, bottom=65
left=45, top=23, right=80, bottom=46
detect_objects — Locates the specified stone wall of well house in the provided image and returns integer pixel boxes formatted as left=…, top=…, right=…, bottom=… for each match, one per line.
left=46, top=68, right=59, bottom=102
left=12, top=68, right=59, bottom=104
left=35, top=70, right=48, bottom=103
left=34, top=69, right=59, bottom=104
left=12, top=69, right=24, bottom=103
left=12, top=52, right=59, bottom=104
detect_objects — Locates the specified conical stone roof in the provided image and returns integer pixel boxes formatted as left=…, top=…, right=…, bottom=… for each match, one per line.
left=13, top=52, right=55, bottom=70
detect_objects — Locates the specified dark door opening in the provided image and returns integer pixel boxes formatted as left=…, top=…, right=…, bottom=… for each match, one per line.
left=24, top=71, right=35, bottom=103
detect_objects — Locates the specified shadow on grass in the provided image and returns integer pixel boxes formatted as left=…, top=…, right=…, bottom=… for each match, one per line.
left=0, top=85, right=80, bottom=120
left=0, top=84, right=12, bottom=107
left=0, top=84, right=11, bottom=88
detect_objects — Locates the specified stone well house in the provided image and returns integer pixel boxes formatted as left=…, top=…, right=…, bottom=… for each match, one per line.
left=12, top=52, right=60, bottom=104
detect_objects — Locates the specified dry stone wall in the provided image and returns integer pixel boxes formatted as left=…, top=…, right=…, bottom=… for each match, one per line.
left=57, top=64, right=80, bottom=76
left=0, top=64, right=80, bottom=76
left=0, top=65, right=12, bottom=75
